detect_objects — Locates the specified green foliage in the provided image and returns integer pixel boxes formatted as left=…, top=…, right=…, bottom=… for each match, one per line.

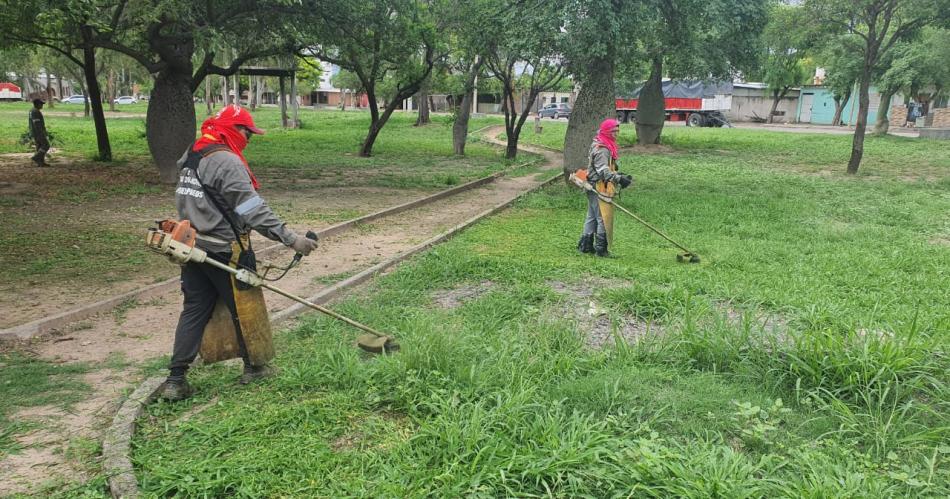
left=330, top=69, right=363, bottom=94
left=804, top=0, right=950, bottom=170
left=633, top=0, right=769, bottom=80
left=761, top=4, right=812, bottom=96
left=817, top=34, right=865, bottom=102
left=877, top=27, right=950, bottom=100
left=294, top=56, right=323, bottom=94
left=294, top=0, right=441, bottom=153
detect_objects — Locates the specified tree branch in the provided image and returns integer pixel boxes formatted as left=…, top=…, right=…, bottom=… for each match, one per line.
left=4, top=34, right=84, bottom=68
left=93, top=38, right=164, bottom=73
left=203, top=47, right=292, bottom=77
left=109, top=0, right=129, bottom=32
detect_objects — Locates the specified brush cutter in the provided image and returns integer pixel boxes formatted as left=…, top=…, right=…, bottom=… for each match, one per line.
left=570, top=171, right=701, bottom=263
left=146, top=220, right=399, bottom=354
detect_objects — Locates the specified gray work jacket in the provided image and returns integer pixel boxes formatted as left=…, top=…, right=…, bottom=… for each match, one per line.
left=175, top=147, right=296, bottom=253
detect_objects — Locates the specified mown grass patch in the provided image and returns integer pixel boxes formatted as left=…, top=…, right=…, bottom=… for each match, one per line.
left=0, top=353, right=90, bottom=457
left=0, top=105, right=516, bottom=294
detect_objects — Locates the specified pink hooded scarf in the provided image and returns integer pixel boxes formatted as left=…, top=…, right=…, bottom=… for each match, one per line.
left=594, top=118, right=620, bottom=159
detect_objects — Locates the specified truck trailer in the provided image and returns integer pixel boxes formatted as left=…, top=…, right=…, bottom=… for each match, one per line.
left=615, top=80, right=733, bottom=127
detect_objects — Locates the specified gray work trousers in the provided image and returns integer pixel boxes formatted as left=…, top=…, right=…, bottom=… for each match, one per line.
left=169, top=252, right=250, bottom=379
left=32, top=136, right=49, bottom=165
left=582, top=190, right=606, bottom=236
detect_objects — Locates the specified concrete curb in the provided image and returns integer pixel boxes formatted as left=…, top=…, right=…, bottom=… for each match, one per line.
left=101, top=376, right=164, bottom=499
left=273, top=171, right=565, bottom=323
left=0, top=173, right=502, bottom=341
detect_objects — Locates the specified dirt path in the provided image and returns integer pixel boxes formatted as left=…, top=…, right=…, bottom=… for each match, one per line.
left=0, top=127, right=561, bottom=496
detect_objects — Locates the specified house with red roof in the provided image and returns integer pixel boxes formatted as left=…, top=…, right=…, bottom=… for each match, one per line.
left=0, top=83, right=22, bottom=101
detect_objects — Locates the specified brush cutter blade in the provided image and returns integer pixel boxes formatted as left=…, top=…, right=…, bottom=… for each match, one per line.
left=357, top=334, right=399, bottom=354
left=677, top=253, right=701, bottom=264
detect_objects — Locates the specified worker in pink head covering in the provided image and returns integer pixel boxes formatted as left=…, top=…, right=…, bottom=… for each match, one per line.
left=577, top=118, right=632, bottom=257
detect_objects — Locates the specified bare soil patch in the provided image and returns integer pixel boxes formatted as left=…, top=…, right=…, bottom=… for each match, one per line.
left=0, top=368, right=127, bottom=496
left=431, top=280, right=495, bottom=309
left=930, top=234, right=950, bottom=247
left=546, top=278, right=661, bottom=349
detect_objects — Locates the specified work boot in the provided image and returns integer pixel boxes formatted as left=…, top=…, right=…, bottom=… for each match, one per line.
left=157, top=378, right=194, bottom=402
left=239, top=364, right=275, bottom=385
left=594, top=234, right=609, bottom=257
left=577, top=233, right=595, bottom=254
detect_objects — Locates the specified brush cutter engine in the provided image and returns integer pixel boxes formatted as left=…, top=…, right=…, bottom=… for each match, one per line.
left=146, top=220, right=207, bottom=264
left=146, top=221, right=266, bottom=287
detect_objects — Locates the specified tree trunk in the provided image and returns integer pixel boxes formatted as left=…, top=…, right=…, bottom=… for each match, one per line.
left=205, top=78, right=213, bottom=115
left=232, top=56, right=240, bottom=105
left=45, top=69, right=54, bottom=109
left=290, top=70, right=299, bottom=127
left=57, top=75, right=64, bottom=105
left=563, top=56, right=615, bottom=175
left=80, top=34, right=111, bottom=162
left=108, top=68, right=116, bottom=112
left=147, top=69, right=196, bottom=183
left=359, top=87, right=401, bottom=156
left=873, top=90, right=895, bottom=135
left=831, top=90, right=850, bottom=126
left=636, top=57, right=665, bottom=145
left=256, top=77, right=263, bottom=106
left=22, top=75, right=33, bottom=99
left=279, top=76, right=288, bottom=127
left=415, top=83, right=431, bottom=126
left=831, top=98, right=843, bottom=126
left=67, top=66, right=90, bottom=117
left=453, top=59, right=482, bottom=156
left=847, top=68, right=872, bottom=174
left=249, top=76, right=257, bottom=110
left=221, top=75, right=228, bottom=106
left=767, top=91, right=780, bottom=124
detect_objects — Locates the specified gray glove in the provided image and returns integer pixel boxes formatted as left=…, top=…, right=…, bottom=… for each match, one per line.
left=615, top=173, right=633, bottom=189
left=290, top=233, right=318, bottom=256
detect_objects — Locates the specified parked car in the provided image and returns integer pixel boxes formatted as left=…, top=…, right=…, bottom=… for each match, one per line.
left=113, top=96, right=138, bottom=105
left=538, top=102, right=571, bottom=119
left=62, top=95, right=87, bottom=104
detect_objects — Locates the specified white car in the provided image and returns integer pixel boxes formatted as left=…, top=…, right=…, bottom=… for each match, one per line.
left=113, top=96, right=138, bottom=104
left=62, top=95, right=87, bottom=104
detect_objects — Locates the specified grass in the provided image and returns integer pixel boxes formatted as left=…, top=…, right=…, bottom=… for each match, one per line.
left=0, top=103, right=519, bottom=299
left=112, top=124, right=950, bottom=497
left=0, top=353, right=90, bottom=457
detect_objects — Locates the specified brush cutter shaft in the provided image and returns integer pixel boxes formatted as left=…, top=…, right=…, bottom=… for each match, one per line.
left=265, top=283, right=388, bottom=339
left=568, top=173, right=698, bottom=258
left=199, top=257, right=388, bottom=339
left=605, top=200, right=693, bottom=255
left=147, top=223, right=391, bottom=342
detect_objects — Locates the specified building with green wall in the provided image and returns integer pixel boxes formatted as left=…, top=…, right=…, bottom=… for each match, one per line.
left=796, top=85, right=885, bottom=125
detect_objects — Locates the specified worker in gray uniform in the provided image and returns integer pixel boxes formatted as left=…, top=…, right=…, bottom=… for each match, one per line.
left=29, top=99, right=50, bottom=167
left=159, top=105, right=318, bottom=401
left=578, top=118, right=631, bottom=257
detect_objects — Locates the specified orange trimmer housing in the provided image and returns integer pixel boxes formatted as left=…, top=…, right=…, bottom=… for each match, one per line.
left=157, top=219, right=197, bottom=248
